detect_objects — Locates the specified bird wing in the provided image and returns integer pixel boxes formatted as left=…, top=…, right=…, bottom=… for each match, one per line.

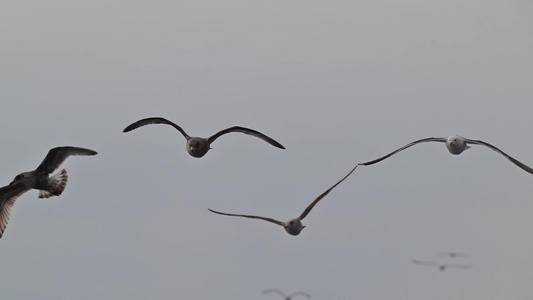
left=359, top=137, right=447, bottom=166
left=35, top=146, right=98, bottom=174
left=208, top=209, right=284, bottom=226
left=122, top=117, right=190, bottom=139
left=0, top=183, right=31, bottom=238
left=288, top=291, right=311, bottom=299
left=412, top=260, right=440, bottom=267
left=206, top=126, right=285, bottom=149
left=437, top=252, right=467, bottom=258
left=263, top=289, right=287, bottom=298
left=444, top=264, right=472, bottom=269
left=464, top=138, right=533, bottom=175
left=298, top=165, right=358, bottom=220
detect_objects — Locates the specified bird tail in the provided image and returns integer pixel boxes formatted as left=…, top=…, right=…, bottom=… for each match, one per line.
left=39, top=169, right=68, bottom=199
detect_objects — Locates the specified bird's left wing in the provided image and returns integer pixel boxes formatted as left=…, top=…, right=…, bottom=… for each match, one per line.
left=207, top=126, right=285, bottom=149
left=35, top=146, right=98, bottom=174
left=0, top=183, right=31, bottom=238
left=208, top=209, right=284, bottom=226
left=465, top=138, right=533, bottom=175
left=298, top=165, right=358, bottom=220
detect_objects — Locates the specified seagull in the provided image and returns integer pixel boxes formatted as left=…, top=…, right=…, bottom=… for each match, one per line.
left=263, top=289, right=311, bottom=299
left=0, top=146, right=97, bottom=238
left=123, top=117, right=285, bottom=158
left=208, top=165, right=358, bottom=236
left=357, top=135, right=533, bottom=175
left=412, top=259, right=472, bottom=271
left=437, top=252, right=468, bottom=259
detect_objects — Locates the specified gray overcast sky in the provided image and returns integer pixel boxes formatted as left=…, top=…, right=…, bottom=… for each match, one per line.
left=1, top=0, right=532, bottom=299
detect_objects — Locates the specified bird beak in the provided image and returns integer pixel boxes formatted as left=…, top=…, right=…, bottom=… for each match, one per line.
left=449, top=141, right=453, bottom=146
left=302, top=226, right=306, bottom=230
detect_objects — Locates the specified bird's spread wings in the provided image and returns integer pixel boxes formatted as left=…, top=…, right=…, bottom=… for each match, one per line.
left=0, top=183, right=31, bottom=238
left=288, top=291, right=311, bottom=299
left=35, top=146, right=98, bottom=174
left=359, top=137, right=447, bottom=166
left=123, top=117, right=190, bottom=139
left=263, top=289, right=287, bottom=298
left=298, top=165, right=358, bottom=220
left=412, top=260, right=440, bottom=267
left=207, top=126, right=285, bottom=149
left=208, top=209, right=283, bottom=226
left=465, top=138, right=533, bottom=175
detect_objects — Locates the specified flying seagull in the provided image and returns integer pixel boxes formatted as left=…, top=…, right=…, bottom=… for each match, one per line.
left=263, top=289, right=311, bottom=299
left=208, top=165, right=358, bottom=236
left=437, top=252, right=468, bottom=259
left=0, top=146, right=97, bottom=238
left=356, top=135, right=533, bottom=175
left=123, top=117, right=285, bottom=158
left=412, top=259, right=472, bottom=271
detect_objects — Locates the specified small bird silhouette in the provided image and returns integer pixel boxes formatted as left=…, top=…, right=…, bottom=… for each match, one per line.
left=123, top=117, right=285, bottom=158
left=357, top=135, right=533, bottom=175
left=437, top=252, right=468, bottom=259
left=0, top=146, right=97, bottom=238
left=412, top=259, right=472, bottom=271
left=208, top=165, right=358, bottom=236
left=263, top=289, right=311, bottom=299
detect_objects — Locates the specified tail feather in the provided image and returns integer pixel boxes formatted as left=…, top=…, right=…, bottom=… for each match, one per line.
left=39, top=169, right=68, bottom=199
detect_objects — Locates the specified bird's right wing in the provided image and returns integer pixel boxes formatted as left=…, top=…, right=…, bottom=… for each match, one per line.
left=412, top=260, right=440, bottom=267
left=263, top=289, right=287, bottom=298
left=123, top=117, right=190, bottom=139
left=0, top=183, right=31, bottom=238
left=359, top=137, right=447, bottom=166
left=208, top=209, right=283, bottom=226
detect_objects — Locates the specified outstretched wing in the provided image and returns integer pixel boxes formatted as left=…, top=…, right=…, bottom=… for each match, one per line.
left=35, top=146, right=98, bottom=174
left=412, top=260, right=440, bottom=267
left=207, top=126, right=285, bottom=149
left=0, top=183, right=31, bottom=238
left=208, top=209, right=283, bottom=226
left=359, top=137, right=447, bottom=166
left=123, top=117, right=190, bottom=139
left=437, top=252, right=467, bottom=258
left=298, top=165, right=358, bottom=220
left=288, top=291, right=311, bottom=299
left=465, top=138, right=533, bottom=175
left=263, top=289, right=287, bottom=298
left=444, top=264, right=472, bottom=270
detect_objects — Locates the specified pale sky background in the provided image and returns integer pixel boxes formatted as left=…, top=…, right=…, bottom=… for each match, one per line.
left=1, top=0, right=533, bottom=299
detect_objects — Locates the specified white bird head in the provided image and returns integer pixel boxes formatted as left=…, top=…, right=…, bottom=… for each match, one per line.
left=283, top=219, right=305, bottom=236
left=446, top=135, right=470, bottom=155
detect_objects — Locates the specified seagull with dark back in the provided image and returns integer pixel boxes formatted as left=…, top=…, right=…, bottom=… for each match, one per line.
left=263, top=289, right=311, bottom=299
left=0, top=146, right=97, bottom=238
left=357, top=135, right=533, bottom=175
left=208, top=165, right=358, bottom=236
left=123, top=117, right=285, bottom=158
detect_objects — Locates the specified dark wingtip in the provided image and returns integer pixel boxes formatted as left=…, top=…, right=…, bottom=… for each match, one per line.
left=122, top=125, right=134, bottom=133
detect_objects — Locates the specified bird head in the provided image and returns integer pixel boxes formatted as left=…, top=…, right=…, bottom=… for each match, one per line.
left=283, top=219, right=304, bottom=236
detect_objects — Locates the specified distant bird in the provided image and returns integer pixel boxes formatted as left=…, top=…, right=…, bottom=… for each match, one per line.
left=263, top=289, right=311, bottom=299
left=208, top=165, right=358, bottom=236
left=0, top=146, right=97, bottom=238
left=123, top=117, right=285, bottom=158
left=437, top=252, right=468, bottom=259
left=412, top=259, right=472, bottom=271
left=357, top=135, right=533, bottom=175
